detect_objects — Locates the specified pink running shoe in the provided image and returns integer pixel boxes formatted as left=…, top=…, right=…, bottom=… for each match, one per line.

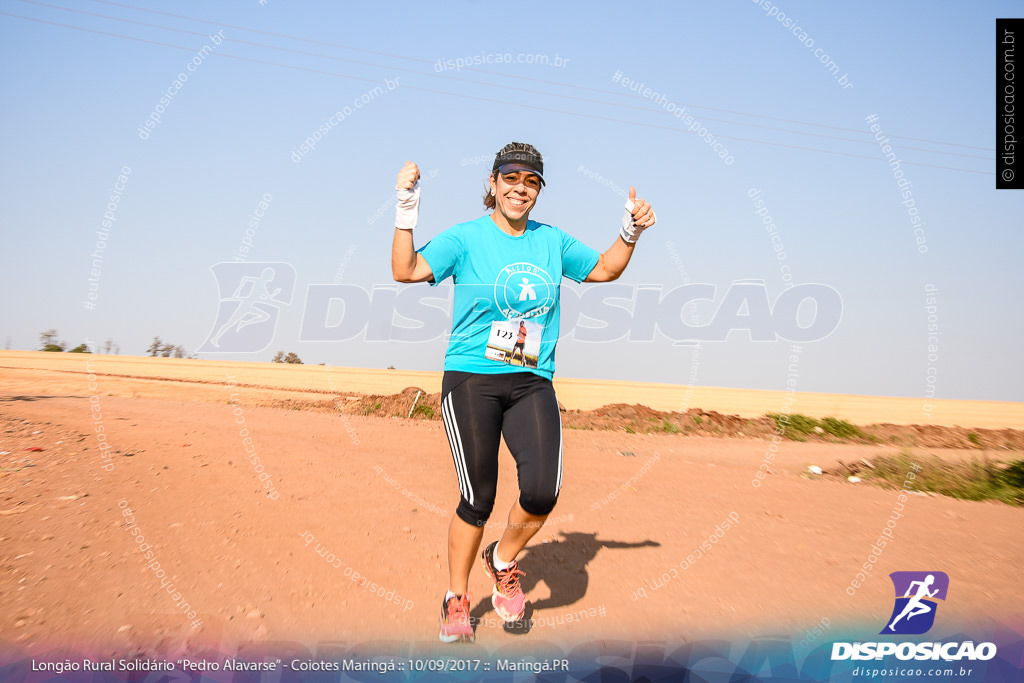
left=438, top=593, right=474, bottom=643
left=481, top=541, right=526, bottom=622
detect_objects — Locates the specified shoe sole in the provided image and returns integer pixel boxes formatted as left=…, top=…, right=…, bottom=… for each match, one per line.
left=490, top=587, right=524, bottom=623
left=438, top=630, right=474, bottom=644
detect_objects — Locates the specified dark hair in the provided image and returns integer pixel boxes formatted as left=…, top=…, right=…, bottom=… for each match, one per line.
left=483, top=168, right=500, bottom=210
left=483, top=142, right=544, bottom=209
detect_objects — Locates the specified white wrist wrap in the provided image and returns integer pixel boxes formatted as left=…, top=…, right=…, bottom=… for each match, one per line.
left=619, top=199, right=656, bottom=244
left=620, top=199, right=641, bottom=243
left=395, top=181, right=420, bottom=231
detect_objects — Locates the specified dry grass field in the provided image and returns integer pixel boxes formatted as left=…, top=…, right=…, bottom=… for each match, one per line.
left=2, top=350, right=1020, bottom=428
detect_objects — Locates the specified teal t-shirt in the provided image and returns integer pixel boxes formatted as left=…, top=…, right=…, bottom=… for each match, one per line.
left=418, top=215, right=600, bottom=380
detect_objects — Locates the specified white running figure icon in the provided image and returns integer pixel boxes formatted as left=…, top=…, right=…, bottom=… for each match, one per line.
left=888, top=574, right=939, bottom=631
left=518, top=277, right=537, bottom=301
left=210, top=266, right=282, bottom=347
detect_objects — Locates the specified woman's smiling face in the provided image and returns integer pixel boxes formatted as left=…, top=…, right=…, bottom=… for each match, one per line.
left=490, top=170, right=542, bottom=224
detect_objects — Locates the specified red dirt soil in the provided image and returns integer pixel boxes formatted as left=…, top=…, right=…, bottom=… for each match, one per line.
left=1, top=380, right=1022, bottom=661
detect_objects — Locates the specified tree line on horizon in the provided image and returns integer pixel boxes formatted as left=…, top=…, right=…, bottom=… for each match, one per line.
left=37, top=330, right=307, bottom=365
left=38, top=329, right=115, bottom=354
left=37, top=329, right=190, bottom=358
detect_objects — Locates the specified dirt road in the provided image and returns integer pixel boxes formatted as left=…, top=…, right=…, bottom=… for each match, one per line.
left=1, top=385, right=1020, bottom=661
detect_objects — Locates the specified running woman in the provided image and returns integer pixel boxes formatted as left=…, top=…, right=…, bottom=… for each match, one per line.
left=390, top=142, right=656, bottom=643
left=509, top=320, right=528, bottom=367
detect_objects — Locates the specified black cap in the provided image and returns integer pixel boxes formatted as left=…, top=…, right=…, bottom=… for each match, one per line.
left=492, top=143, right=545, bottom=186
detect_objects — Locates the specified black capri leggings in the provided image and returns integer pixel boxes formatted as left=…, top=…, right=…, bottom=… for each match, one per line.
left=440, top=371, right=563, bottom=527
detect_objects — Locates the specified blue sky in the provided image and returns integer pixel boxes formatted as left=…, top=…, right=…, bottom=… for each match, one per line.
left=1, top=1, right=1021, bottom=402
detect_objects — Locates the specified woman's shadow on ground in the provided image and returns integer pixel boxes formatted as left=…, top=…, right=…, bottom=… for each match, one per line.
left=470, top=531, right=659, bottom=635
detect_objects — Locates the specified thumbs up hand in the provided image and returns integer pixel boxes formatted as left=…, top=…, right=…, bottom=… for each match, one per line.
left=395, top=161, right=421, bottom=231
left=620, top=186, right=656, bottom=244
left=396, top=161, right=419, bottom=190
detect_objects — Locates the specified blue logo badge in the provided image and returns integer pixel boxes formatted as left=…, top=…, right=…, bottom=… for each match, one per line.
left=881, top=571, right=949, bottom=635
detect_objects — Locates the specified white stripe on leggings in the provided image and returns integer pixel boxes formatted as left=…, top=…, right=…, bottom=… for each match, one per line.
left=555, top=405, right=563, bottom=494
left=442, top=393, right=474, bottom=506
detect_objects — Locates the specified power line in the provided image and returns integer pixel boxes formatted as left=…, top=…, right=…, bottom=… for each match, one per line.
left=15, top=0, right=991, bottom=162
left=84, top=0, right=994, bottom=153
left=0, top=9, right=994, bottom=176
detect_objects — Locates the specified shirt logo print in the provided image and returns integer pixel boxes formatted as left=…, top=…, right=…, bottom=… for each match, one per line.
left=518, top=277, right=538, bottom=301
